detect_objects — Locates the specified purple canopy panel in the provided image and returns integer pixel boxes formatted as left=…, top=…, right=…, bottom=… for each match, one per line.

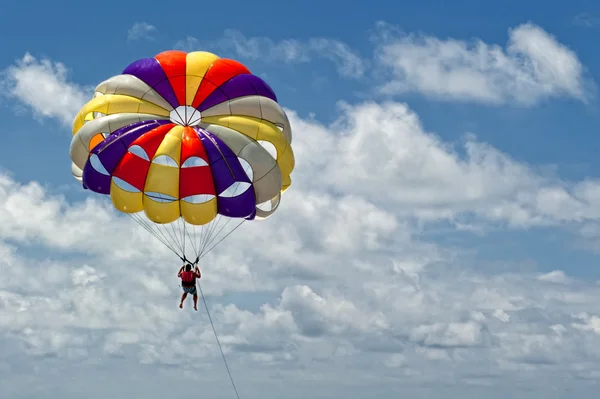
left=200, top=131, right=251, bottom=183
left=96, top=121, right=168, bottom=157
left=198, top=74, right=257, bottom=112
left=83, top=140, right=129, bottom=194
left=105, top=120, right=156, bottom=139
left=96, top=120, right=157, bottom=152
left=199, top=129, right=236, bottom=161
left=151, top=79, right=180, bottom=109
left=197, top=87, right=229, bottom=112
left=222, top=75, right=260, bottom=99
left=208, top=158, right=252, bottom=193
left=82, top=161, right=112, bottom=194
left=118, top=121, right=171, bottom=148
left=83, top=121, right=168, bottom=193
left=196, top=128, right=256, bottom=218
left=217, top=188, right=256, bottom=218
left=198, top=74, right=278, bottom=112
left=122, top=57, right=179, bottom=108
left=246, top=75, right=278, bottom=102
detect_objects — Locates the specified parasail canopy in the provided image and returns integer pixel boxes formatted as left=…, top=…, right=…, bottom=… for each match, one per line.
left=69, top=50, right=295, bottom=262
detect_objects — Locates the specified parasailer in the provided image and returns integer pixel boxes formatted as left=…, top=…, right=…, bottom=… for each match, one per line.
left=178, top=263, right=201, bottom=310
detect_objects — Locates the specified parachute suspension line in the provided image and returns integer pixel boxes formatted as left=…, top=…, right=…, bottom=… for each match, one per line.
left=103, top=193, right=248, bottom=263
left=102, top=152, right=250, bottom=263
left=193, top=216, right=211, bottom=257
left=169, top=224, right=184, bottom=257
left=168, top=217, right=184, bottom=255
left=136, top=193, right=183, bottom=257
left=198, top=281, right=241, bottom=399
left=140, top=193, right=185, bottom=254
left=202, top=217, right=232, bottom=253
left=128, top=212, right=181, bottom=258
left=199, top=219, right=246, bottom=261
left=199, top=214, right=233, bottom=257
left=200, top=214, right=224, bottom=254
left=161, top=203, right=186, bottom=256
left=149, top=192, right=189, bottom=259
left=198, top=220, right=212, bottom=255
left=184, top=219, right=207, bottom=263
left=175, top=216, right=183, bottom=253
left=126, top=212, right=180, bottom=258
left=189, top=223, right=201, bottom=260
left=101, top=194, right=182, bottom=258
left=131, top=204, right=183, bottom=257
left=198, top=175, right=248, bottom=256
left=197, top=222, right=209, bottom=257
left=156, top=218, right=184, bottom=257
left=181, top=217, right=187, bottom=260
left=207, top=216, right=227, bottom=246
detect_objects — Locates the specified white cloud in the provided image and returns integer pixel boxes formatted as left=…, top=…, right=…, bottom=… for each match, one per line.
left=173, top=23, right=593, bottom=106
left=5, top=210, right=600, bottom=398
left=374, top=22, right=591, bottom=105
left=3, top=47, right=600, bottom=398
left=286, top=101, right=600, bottom=229
left=127, top=22, right=157, bottom=41
left=537, top=270, right=569, bottom=283
left=175, top=29, right=366, bottom=79
left=574, top=12, right=600, bottom=28
left=0, top=53, right=88, bottom=126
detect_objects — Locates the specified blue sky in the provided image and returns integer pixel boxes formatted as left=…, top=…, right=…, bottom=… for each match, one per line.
left=2, top=1, right=600, bottom=398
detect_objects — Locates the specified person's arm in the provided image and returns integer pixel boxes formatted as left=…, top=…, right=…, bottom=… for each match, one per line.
left=177, top=265, right=184, bottom=277
left=195, top=266, right=201, bottom=279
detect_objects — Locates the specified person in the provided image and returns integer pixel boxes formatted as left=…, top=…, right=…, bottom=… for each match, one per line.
left=177, top=263, right=201, bottom=310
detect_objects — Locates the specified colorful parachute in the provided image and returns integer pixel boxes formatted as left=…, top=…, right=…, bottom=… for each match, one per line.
left=69, top=50, right=295, bottom=262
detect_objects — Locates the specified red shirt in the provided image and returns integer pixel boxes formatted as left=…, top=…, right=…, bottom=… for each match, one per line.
left=180, top=271, right=197, bottom=287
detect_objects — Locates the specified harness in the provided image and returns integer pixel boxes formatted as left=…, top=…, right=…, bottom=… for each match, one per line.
left=180, top=270, right=196, bottom=287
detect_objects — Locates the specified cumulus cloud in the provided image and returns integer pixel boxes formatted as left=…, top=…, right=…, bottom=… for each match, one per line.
left=3, top=195, right=600, bottom=398
left=173, top=22, right=592, bottom=106
left=574, top=12, right=600, bottom=28
left=175, top=29, right=366, bottom=79
left=287, top=101, right=600, bottom=229
left=127, top=22, right=157, bottom=41
left=0, top=53, right=89, bottom=126
left=373, top=22, right=591, bottom=105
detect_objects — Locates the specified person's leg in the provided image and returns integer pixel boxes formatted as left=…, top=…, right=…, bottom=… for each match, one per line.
left=180, top=292, right=188, bottom=308
left=193, top=293, right=198, bottom=311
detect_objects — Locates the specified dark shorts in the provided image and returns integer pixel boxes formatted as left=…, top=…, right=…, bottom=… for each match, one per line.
left=182, top=285, right=197, bottom=295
